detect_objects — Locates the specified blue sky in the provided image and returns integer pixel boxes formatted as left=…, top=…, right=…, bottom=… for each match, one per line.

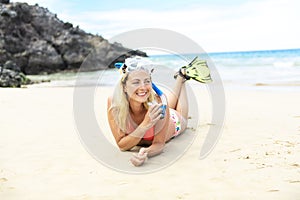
left=11, top=0, right=300, bottom=53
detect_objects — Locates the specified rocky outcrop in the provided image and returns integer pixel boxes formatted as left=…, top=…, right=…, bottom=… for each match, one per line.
left=0, top=0, right=9, bottom=4
left=0, top=61, right=31, bottom=87
left=0, top=2, right=146, bottom=76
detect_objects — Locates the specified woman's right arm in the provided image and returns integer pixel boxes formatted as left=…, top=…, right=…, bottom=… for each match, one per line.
left=107, top=97, right=146, bottom=151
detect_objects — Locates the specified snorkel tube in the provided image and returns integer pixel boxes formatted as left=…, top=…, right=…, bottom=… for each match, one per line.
left=114, top=62, right=167, bottom=119
left=151, top=82, right=167, bottom=119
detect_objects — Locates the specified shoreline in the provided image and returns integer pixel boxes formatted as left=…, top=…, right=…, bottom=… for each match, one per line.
left=23, top=79, right=300, bottom=94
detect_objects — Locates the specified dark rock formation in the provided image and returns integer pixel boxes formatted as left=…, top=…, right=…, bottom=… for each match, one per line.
left=0, top=2, right=146, bottom=76
left=0, top=0, right=9, bottom=4
left=0, top=61, right=31, bottom=87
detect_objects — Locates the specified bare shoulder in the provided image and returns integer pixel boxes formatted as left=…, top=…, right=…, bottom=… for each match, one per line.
left=107, top=96, right=112, bottom=109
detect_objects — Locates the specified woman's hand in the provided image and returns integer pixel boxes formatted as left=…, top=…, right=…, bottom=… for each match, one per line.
left=140, top=103, right=162, bottom=130
left=130, top=147, right=148, bottom=166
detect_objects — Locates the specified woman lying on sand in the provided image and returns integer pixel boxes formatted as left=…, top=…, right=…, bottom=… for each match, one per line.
left=107, top=56, right=211, bottom=166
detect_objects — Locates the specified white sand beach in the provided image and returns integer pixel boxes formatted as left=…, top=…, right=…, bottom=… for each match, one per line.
left=0, top=83, right=300, bottom=199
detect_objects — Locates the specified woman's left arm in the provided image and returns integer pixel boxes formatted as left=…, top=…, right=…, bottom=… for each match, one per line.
left=130, top=107, right=169, bottom=167
left=145, top=107, right=169, bottom=157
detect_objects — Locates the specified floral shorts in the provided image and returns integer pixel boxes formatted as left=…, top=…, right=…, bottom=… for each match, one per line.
left=170, top=109, right=181, bottom=137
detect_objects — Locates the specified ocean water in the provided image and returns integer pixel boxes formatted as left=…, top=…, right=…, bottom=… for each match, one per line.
left=149, top=49, right=300, bottom=89
left=28, top=48, right=300, bottom=91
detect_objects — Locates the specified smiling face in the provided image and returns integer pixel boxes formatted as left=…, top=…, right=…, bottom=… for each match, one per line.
left=124, top=70, right=152, bottom=104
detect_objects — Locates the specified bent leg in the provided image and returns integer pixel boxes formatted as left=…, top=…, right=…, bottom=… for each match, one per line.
left=165, top=74, right=188, bottom=120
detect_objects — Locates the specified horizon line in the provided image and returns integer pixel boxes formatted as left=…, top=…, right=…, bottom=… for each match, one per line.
left=146, top=47, right=300, bottom=56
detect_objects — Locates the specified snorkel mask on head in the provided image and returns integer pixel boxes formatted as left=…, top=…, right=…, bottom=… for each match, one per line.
left=115, top=56, right=153, bottom=74
left=115, top=56, right=167, bottom=119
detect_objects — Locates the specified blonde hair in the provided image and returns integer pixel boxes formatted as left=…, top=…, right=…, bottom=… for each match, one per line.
left=109, top=68, right=155, bottom=132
